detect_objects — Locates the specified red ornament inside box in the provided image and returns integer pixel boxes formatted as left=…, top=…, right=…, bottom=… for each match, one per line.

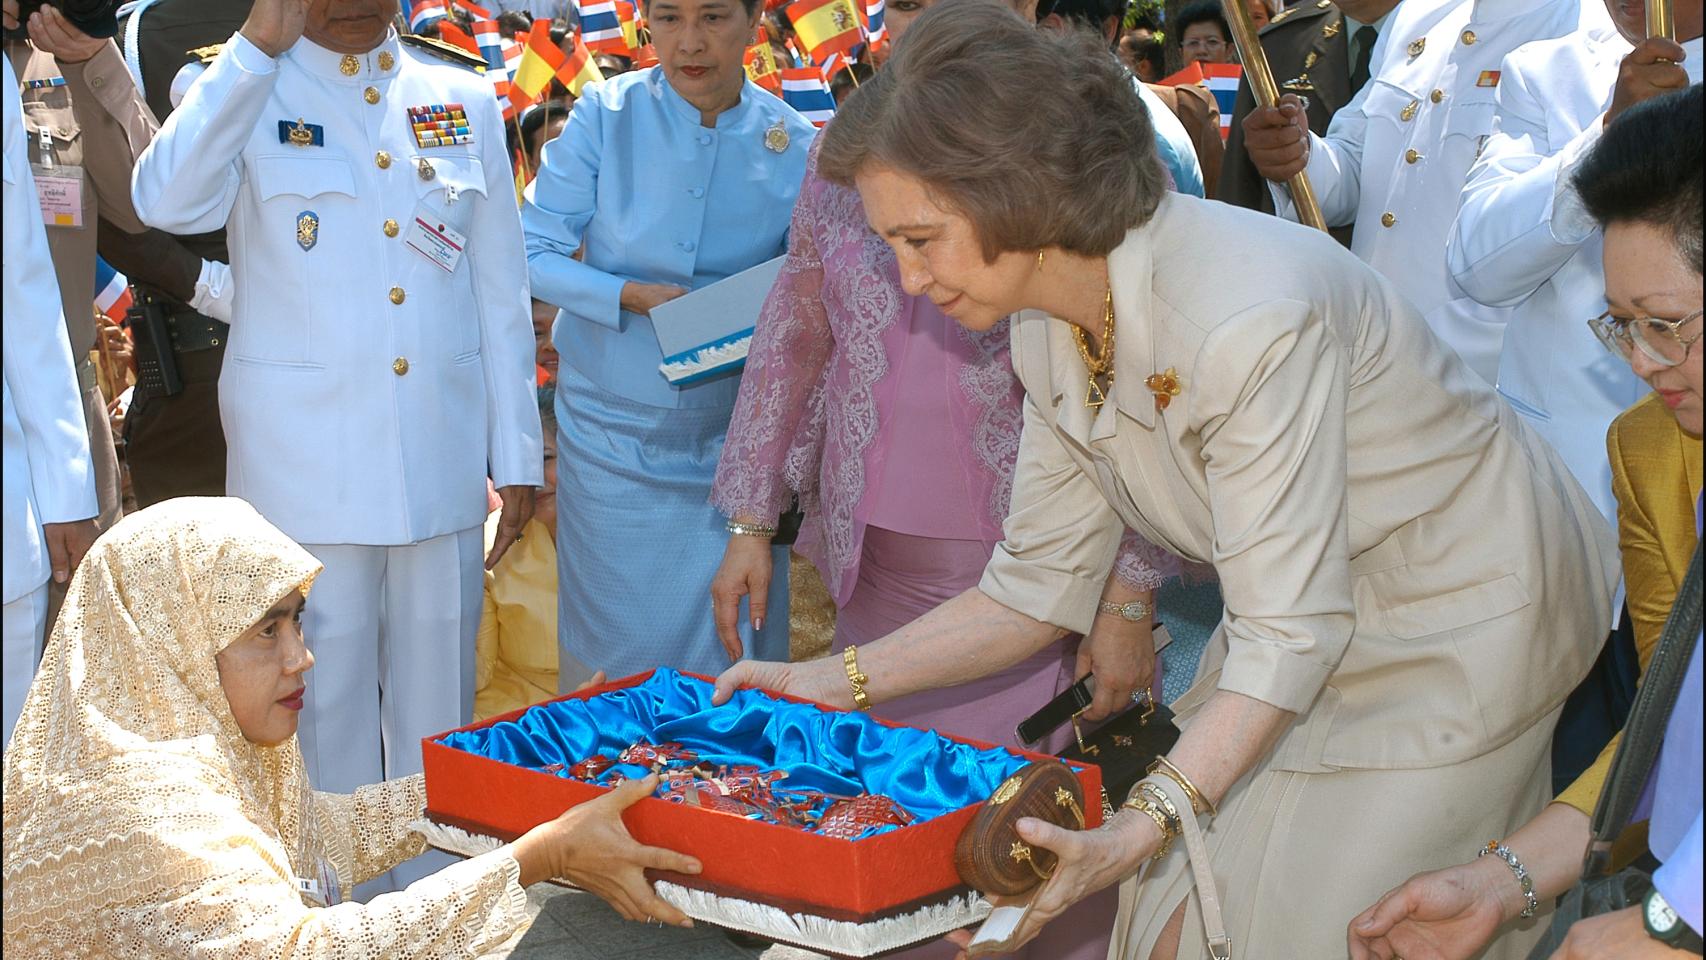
left=422, top=670, right=1103, bottom=927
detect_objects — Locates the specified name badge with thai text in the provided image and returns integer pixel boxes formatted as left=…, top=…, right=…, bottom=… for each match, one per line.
left=32, top=164, right=84, bottom=228
left=404, top=205, right=467, bottom=273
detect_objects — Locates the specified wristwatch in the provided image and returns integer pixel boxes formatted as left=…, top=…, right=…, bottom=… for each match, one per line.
left=1096, top=599, right=1152, bottom=623
left=1644, top=886, right=1705, bottom=954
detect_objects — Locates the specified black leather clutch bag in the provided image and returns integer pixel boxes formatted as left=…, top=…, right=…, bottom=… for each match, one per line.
left=1016, top=672, right=1180, bottom=813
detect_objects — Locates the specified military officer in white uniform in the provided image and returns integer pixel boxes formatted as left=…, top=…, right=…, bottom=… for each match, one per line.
left=1448, top=0, right=1701, bottom=529
left=130, top=0, right=542, bottom=874
left=1241, top=0, right=1614, bottom=383
left=4, top=51, right=99, bottom=747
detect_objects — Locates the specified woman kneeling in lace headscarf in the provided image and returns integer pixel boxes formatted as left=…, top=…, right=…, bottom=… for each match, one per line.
left=2, top=497, right=700, bottom=959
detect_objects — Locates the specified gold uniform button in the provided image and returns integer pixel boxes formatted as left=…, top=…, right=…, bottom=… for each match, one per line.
left=1400, top=100, right=1420, bottom=121
left=1461, top=29, right=1477, bottom=44
left=375, top=150, right=392, bottom=169
left=1430, top=88, right=1444, bottom=103
left=1381, top=212, right=1397, bottom=228
left=340, top=54, right=360, bottom=76
left=389, top=286, right=406, bottom=305
left=378, top=51, right=395, bottom=71
left=364, top=86, right=381, bottom=104
left=1405, top=148, right=1422, bottom=164
left=383, top=218, right=399, bottom=237
left=393, top=357, right=410, bottom=376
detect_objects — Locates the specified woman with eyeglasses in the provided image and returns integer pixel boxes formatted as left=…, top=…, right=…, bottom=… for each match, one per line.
left=1350, top=84, right=1702, bottom=960
left=1174, top=0, right=1232, bottom=66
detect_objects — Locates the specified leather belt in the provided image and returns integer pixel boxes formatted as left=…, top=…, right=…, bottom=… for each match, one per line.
left=138, top=289, right=227, bottom=355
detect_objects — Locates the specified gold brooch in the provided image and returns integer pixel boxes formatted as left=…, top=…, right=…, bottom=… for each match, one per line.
left=763, top=119, right=790, bottom=153
left=1407, top=37, right=1426, bottom=58
left=287, top=117, right=314, bottom=147
left=1145, top=367, right=1182, bottom=411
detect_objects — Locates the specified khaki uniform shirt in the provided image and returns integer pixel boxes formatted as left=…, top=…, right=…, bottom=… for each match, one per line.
left=6, top=40, right=155, bottom=368
left=980, top=194, right=1618, bottom=772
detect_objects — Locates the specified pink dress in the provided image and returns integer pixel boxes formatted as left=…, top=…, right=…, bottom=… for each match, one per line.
left=712, top=149, right=1179, bottom=960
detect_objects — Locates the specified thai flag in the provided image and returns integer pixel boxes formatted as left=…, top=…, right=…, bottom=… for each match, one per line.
left=450, top=0, right=493, bottom=20
left=576, top=0, right=626, bottom=50
left=1200, top=63, right=1242, bottom=140
left=472, top=18, right=506, bottom=70
left=780, top=67, right=834, bottom=126
left=865, top=0, right=885, bottom=44
left=818, top=49, right=847, bottom=83
left=94, top=257, right=132, bottom=322
left=409, top=0, right=448, bottom=31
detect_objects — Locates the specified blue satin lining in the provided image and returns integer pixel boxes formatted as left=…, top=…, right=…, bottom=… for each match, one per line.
left=438, top=668, right=1033, bottom=839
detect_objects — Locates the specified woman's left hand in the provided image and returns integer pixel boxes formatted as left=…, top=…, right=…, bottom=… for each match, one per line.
left=1077, top=614, right=1155, bottom=722
left=1546, top=907, right=1685, bottom=959
left=946, top=810, right=1159, bottom=958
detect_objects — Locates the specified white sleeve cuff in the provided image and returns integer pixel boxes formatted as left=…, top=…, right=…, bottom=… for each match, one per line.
left=227, top=31, right=281, bottom=76
left=190, top=259, right=234, bottom=323
left=1549, top=117, right=1606, bottom=246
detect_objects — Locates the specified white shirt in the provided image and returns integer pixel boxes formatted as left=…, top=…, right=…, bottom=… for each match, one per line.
left=1272, top=0, right=1614, bottom=383
left=1448, top=32, right=1703, bottom=528
left=3, top=52, right=99, bottom=603
left=132, top=31, right=542, bottom=546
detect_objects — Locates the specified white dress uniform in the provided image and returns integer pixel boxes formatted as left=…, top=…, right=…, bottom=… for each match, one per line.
left=1450, top=31, right=1704, bottom=530
left=131, top=29, right=542, bottom=847
left=1271, top=0, right=1614, bottom=383
left=3, top=52, right=99, bottom=746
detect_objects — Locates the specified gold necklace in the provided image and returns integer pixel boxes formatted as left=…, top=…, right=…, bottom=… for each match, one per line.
left=1072, top=287, right=1115, bottom=409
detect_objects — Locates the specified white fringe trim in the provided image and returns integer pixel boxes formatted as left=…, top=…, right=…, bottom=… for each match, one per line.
left=657, top=332, right=753, bottom=385
left=412, top=818, right=992, bottom=957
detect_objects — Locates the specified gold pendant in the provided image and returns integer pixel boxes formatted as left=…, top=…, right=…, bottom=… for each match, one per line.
left=1085, top=377, right=1107, bottom=410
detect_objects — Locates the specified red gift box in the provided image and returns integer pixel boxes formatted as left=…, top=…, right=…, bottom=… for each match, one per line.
left=423, top=669, right=1103, bottom=923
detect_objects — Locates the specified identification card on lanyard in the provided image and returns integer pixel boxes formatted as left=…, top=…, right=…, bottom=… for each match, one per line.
left=403, top=203, right=468, bottom=273
left=32, top=165, right=85, bottom=228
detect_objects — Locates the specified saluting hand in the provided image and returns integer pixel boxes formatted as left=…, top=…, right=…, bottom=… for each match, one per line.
left=1606, top=38, right=1689, bottom=127
left=240, top=0, right=309, bottom=59
left=27, top=6, right=107, bottom=63
left=1242, top=94, right=1312, bottom=183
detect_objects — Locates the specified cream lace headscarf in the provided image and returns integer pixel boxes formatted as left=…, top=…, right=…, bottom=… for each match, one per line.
left=2, top=497, right=323, bottom=935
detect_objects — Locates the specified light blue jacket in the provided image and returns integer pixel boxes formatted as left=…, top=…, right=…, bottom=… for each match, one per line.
left=524, top=69, right=817, bottom=410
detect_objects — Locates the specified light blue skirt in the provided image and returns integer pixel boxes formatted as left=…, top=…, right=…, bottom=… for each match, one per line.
left=554, top=364, right=789, bottom=682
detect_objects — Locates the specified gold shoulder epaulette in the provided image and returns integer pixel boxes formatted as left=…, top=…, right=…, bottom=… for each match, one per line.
left=187, top=43, right=223, bottom=65
left=398, top=34, right=489, bottom=72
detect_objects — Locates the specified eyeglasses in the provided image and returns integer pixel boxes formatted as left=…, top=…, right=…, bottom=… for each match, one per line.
left=1588, top=308, right=1703, bottom=368
left=1181, top=36, right=1227, bottom=51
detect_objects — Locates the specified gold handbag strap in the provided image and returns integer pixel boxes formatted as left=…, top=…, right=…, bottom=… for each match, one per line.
left=1151, top=775, right=1231, bottom=960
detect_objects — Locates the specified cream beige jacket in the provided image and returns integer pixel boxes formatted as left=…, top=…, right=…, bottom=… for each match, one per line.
left=980, top=193, right=1618, bottom=772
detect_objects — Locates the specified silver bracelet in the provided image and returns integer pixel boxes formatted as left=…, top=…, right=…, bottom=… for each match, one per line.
left=725, top=519, right=778, bottom=538
left=1478, top=840, right=1539, bottom=919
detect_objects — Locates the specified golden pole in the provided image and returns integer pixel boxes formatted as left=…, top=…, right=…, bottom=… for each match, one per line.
left=1219, top=0, right=1329, bottom=232
left=1647, top=0, right=1674, bottom=38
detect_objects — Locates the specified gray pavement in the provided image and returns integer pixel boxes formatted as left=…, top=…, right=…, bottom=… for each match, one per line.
left=482, top=885, right=830, bottom=960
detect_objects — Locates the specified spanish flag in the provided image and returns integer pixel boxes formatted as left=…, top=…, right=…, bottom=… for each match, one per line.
left=509, top=19, right=566, bottom=110
left=787, top=0, right=863, bottom=63
left=744, top=40, right=782, bottom=93
left=556, top=30, right=606, bottom=98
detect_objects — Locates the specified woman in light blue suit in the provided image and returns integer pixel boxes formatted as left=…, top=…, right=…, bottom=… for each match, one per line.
left=523, top=0, right=815, bottom=684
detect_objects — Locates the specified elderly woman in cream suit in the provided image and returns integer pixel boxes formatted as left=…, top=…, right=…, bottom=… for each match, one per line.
left=713, top=3, right=1619, bottom=958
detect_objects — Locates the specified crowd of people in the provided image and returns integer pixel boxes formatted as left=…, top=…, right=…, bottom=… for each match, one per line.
left=0, top=0, right=1700, bottom=956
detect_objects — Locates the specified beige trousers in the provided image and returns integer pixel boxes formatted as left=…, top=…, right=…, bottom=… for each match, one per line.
left=1110, top=708, right=1559, bottom=960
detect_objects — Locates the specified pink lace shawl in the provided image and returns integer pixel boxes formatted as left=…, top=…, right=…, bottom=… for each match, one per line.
left=711, top=150, right=1179, bottom=606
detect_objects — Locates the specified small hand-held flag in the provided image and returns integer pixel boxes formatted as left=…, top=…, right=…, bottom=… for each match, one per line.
left=787, top=0, right=864, bottom=63
left=779, top=66, right=835, bottom=126
left=409, top=0, right=448, bottom=32
left=509, top=19, right=567, bottom=109
left=556, top=30, right=607, bottom=97
left=745, top=40, right=783, bottom=92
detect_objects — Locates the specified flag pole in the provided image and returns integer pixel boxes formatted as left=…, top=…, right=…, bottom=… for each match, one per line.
left=1647, top=0, right=1673, bottom=38
left=1219, top=0, right=1328, bottom=232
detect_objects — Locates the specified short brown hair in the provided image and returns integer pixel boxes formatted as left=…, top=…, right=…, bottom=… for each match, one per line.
left=817, top=0, right=1167, bottom=260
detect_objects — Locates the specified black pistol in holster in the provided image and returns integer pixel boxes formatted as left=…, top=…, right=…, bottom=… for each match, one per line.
left=129, top=290, right=184, bottom=398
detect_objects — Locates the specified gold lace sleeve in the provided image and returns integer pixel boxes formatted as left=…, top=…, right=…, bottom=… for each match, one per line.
left=108, top=847, right=528, bottom=959
left=309, top=774, right=432, bottom=887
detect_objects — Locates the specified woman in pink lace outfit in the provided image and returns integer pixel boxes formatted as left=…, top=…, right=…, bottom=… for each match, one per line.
left=706, top=15, right=1178, bottom=960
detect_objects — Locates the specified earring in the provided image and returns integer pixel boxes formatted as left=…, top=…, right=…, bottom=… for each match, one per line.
left=1036, top=249, right=1046, bottom=271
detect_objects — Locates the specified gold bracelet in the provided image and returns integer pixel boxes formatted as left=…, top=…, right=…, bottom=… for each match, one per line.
left=842, top=645, right=872, bottom=711
left=1150, top=755, right=1217, bottom=817
left=1119, top=794, right=1175, bottom=860
left=1136, top=780, right=1183, bottom=835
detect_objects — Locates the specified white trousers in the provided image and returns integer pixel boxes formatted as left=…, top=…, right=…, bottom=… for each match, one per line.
left=295, top=528, right=482, bottom=895
left=3, top=581, right=49, bottom=750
